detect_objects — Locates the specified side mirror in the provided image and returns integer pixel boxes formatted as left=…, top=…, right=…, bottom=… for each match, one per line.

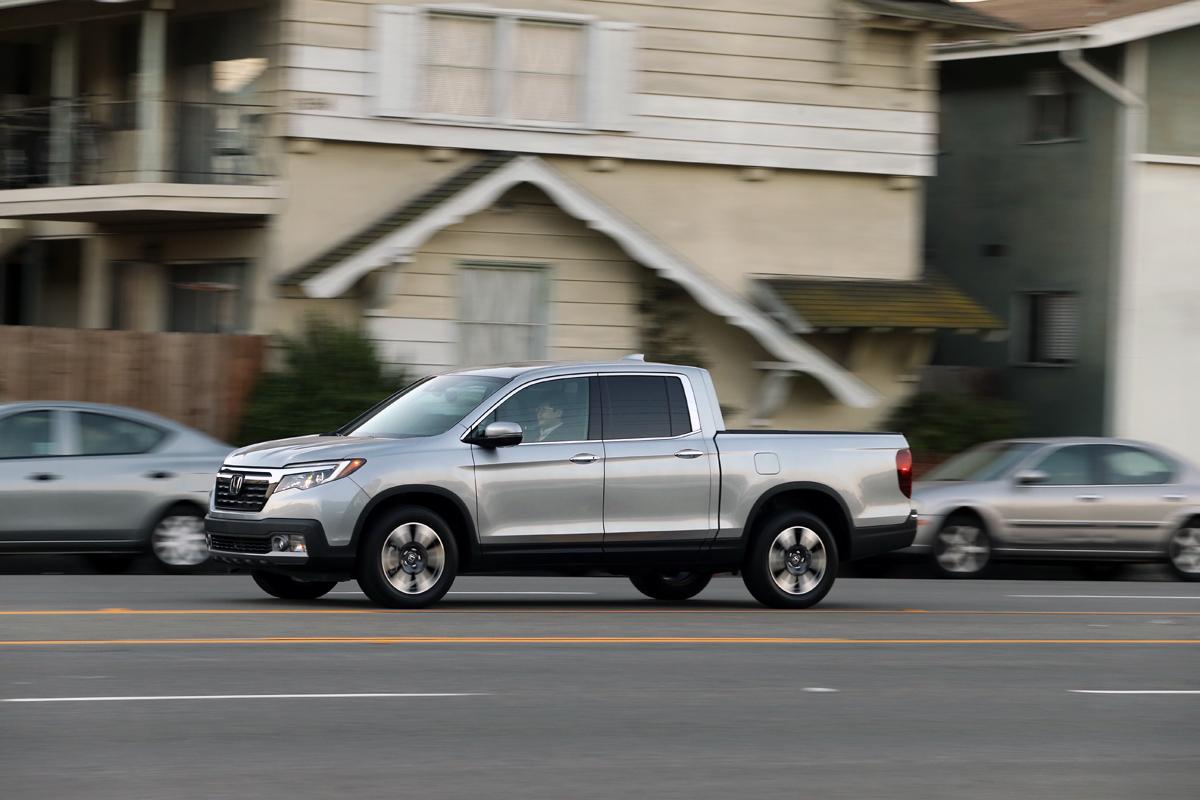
left=468, top=421, right=523, bottom=449
left=1014, top=469, right=1049, bottom=486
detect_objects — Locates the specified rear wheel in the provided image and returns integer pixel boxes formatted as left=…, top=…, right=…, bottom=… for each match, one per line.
left=742, top=511, right=839, bottom=609
left=933, top=514, right=991, bottom=578
left=356, top=506, right=459, bottom=609
left=629, top=571, right=712, bottom=602
left=149, top=505, right=210, bottom=572
left=1168, top=523, right=1200, bottom=582
left=251, top=571, right=337, bottom=600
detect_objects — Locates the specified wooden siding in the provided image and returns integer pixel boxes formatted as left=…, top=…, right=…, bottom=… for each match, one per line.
left=366, top=186, right=642, bottom=374
left=280, top=0, right=938, bottom=176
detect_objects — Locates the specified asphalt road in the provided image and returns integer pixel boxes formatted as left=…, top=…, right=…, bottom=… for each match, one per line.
left=1, top=574, right=1197, bottom=800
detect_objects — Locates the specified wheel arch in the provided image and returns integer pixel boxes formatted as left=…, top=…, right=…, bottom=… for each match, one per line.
left=740, top=482, right=853, bottom=561
left=351, top=485, right=478, bottom=568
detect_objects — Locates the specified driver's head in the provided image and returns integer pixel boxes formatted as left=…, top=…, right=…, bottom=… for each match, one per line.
left=536, top=401, right=562, bottom=430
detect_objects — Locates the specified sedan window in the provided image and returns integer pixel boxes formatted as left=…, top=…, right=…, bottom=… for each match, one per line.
left=1031, top=445, right=1099, bottom=486
left=1099, top=446, right=1174, bottom=485
left=78, top=412, right=165, bottom=456
left=0, top=410, right=55, bottom=458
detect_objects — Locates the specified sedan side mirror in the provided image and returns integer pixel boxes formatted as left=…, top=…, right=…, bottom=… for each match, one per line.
left=468, top=421, right=523, bottom=449
left=1014, top=469, right=1049, bottom=486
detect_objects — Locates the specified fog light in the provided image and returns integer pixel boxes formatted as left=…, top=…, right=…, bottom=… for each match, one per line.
left=270, top=534, right=289, bottom=552
left=288, top=535, right=307, bottom=554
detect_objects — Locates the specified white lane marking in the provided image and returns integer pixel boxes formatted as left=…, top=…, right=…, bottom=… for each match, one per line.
left=3, top=692, right=487, bottom=703
left=802, top=687, right=839, bottom=693
left=1071, top=690, right=1200, bottom=695
left=331, top=587, right=597, bottom=594
left=1009, top=595, right=1200, bottom=600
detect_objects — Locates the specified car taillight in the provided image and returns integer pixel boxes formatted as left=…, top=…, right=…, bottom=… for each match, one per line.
left=896, top=448, right=913, bottom=499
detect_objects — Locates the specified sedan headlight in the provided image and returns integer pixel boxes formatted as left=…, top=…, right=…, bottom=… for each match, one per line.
left=275, top=459, right=366, bottom=494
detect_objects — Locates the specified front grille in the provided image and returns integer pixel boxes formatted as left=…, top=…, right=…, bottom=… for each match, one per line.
left=214, top=472, right=271, bottom=512
left=209, top=534, right=271, bottom=555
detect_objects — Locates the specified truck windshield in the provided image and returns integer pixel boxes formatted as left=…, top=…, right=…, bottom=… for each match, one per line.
left=923, top=442, right=1039, bottom=482
left=344, top=375, right=510, bottom=438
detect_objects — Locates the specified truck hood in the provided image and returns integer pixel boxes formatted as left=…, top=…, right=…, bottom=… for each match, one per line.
left=225, top=434, right=427, bottom=469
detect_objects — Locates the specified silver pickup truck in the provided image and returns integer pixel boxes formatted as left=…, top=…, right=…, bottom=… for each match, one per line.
left=206, top=358, right=915, bottom=608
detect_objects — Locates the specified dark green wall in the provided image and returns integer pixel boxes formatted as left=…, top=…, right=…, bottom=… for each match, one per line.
left=926, top=50, right=1121, bottom=436
left=1146, top=27, right=1200, bottom=157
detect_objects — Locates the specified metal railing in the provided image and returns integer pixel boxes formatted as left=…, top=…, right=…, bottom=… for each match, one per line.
left=0, top=99, right=274, bottom=189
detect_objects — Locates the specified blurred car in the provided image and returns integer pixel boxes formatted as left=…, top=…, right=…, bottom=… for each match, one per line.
left=905, top=438, right=1200, bottom=580
left=0, top=402, right=230, bottom=571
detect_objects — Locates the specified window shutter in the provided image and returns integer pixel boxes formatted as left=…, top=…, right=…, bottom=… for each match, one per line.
left=1035, top=293, right=1079, bottom=363
left=586, top=22, right=637, bottom=131
left=372, top=5, right=421, bottom=117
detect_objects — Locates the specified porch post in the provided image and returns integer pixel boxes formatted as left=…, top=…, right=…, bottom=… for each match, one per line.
left=137, top=7, right=169, bottom=182
left=49, top=24, right=79, bottom=186
left=21, top=239, right=43, bottom=326
left=79, top=235, right=110, bottom=329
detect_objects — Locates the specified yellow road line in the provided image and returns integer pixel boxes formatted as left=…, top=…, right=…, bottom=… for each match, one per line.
left=0, top=636, right=1197, bottom=647
left=1, top=608, right=1199, bottom=617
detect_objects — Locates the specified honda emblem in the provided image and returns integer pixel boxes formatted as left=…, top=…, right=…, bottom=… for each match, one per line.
left=228, top=474, right=244, bottom=496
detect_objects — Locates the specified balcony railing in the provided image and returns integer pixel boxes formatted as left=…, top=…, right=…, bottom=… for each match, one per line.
left=0, top=99, right=274, bottom=189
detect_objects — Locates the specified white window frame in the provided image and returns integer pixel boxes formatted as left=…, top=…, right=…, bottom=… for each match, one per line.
left=456, top=261, right=550, bottom=367
left=416, top=5, right=595, bottom=131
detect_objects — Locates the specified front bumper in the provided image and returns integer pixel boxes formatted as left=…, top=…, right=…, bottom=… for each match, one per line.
left=205, top=516, right=356, bottom=579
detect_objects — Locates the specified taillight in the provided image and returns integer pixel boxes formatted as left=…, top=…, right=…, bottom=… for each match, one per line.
left=896, top=448, right=913, bottom=499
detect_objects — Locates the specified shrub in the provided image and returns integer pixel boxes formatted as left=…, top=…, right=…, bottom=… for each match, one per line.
left=885, top=391, right=1023, bottom=464
left=237, top=318, right=408, bottom=445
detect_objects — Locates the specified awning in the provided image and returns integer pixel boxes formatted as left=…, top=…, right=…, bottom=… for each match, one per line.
left=755, top=273, right=1003, bottom=332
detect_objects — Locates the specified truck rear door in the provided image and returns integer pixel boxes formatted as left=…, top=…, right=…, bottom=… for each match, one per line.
left=598, top=374, right=715, bottom=547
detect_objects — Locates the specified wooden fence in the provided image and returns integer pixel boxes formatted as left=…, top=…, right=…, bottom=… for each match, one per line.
left=0, top=325, right=266, bottom=442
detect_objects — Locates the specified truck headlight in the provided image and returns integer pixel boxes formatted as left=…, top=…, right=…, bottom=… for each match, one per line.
left=275, top=459, right=366, bottom=494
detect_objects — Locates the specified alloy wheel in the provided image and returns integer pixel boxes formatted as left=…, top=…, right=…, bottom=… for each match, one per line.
left=151, top=514, right=210, bottom=567
left=935, top=525, right=990, bottom=575
left=767, top=526, right=827, bottom=596
left=381, top=522, right=446, bottom=595
left=1169, top=527, right=1200, bottom=575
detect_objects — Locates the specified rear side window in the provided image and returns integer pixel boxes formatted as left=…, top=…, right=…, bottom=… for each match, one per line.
left=1099, top=446, right=1174, bottom=485
left=78, top=412, right=165, bottom=456
left=600, top=375, right=694, bottom=440
left=0, top=410, right=55, bottom=458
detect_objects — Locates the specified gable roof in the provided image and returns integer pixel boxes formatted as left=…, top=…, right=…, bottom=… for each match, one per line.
left=288, top=153, right=882, bottom=408
left=935, top=0, right=1200, bottom=58
left=853, top=0, right=1021, bottom=30
left=756, top=274, right=1003, bottom=332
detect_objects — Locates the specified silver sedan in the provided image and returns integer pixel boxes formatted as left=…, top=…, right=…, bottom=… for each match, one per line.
left=0, top=402, right=230, bottom=570
left=906, top=437, right=1200, bottom=580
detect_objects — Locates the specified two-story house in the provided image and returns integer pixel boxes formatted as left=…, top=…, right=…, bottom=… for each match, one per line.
left=0, top=0, right=1011, bottom=429
left=927, top=0, right=1200, bottom=460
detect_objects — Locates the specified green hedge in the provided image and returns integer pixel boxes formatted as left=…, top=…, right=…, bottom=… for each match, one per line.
left=886, top=391, right=1023, bottom=462
left=237, top=319, right=408, bottom=446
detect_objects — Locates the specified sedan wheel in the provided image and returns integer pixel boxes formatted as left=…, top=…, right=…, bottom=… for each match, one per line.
left=934, top=521, right=990, bottom=577
left=1168, top=525, right=1200, bottom=581
left=150, top=510, right=210, bottom=570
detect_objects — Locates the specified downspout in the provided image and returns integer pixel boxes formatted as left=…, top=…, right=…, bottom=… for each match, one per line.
left=1058, top=42, right=1146, bottom=436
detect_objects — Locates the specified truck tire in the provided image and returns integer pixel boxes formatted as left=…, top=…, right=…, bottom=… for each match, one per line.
left=251, top=571, right=337, bottom=600
left=357, top=506, right=459, bottom=608
left=629, top=571, right=712, bottom=602
left=742, top=510, right=839, bottom=609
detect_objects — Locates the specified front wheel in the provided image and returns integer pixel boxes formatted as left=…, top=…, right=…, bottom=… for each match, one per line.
left=356, top=506, right=459, bottom=608
left=251, top=571, right=337, bottom=600
left=742, top=511, right=839, bottom=609
left=932, top=515, right=991, bottom=578
left=629, top=571, right=712, bottom=602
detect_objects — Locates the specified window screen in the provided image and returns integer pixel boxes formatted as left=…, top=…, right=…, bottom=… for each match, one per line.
left=1029, top=69, right=1075, bottom=141
left=511, top=21, right=584, bottom=123
left=458, top=266, right=547, bottom=366
left=78, top=412, right=165, bottom=456
left=423, top=13, right=495, bottom=118
left=1025, top=292, right=1078, bottom=364
left=601, top=376, right=691, bottom=440
left=0, top=410, right=55, bottom=458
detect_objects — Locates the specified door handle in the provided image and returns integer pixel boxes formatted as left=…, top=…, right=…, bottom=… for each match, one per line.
left=1163, top=494, right=1186, bottom=502
left=26, top=473, right=61, bottom=482
left=1076, top=495, right=1102, bottom=502
left=674, top=449, right=704, bottom=459
left=569, top=453, right=599, bottom=464
left=145, top=471, right=175, bottom=480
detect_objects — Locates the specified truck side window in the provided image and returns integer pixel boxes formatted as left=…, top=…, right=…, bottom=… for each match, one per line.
left=483, top=378, right=591, bottom=443
left=601, top=376, right=691, bottom=440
